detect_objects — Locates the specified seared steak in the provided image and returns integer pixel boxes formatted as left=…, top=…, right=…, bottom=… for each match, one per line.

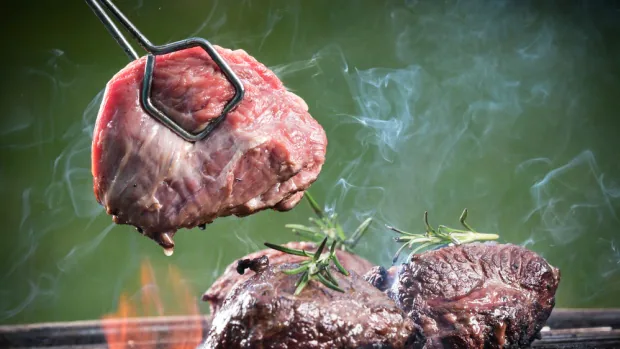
left=202, top=258, right=418, bottom=349
left=202, top=241, right=374, bottom=314
left=91, top=47, right=327, bottom=252
left=364, top=243, right=560, bottom=349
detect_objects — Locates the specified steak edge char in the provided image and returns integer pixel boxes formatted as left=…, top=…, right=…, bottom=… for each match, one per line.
left=202, top=259, right=418, bottom=349
left=202, top=241, right=375, bottom=314
left=92, top=46, right=327, bottom=251
left=365, top=243, right=561, bottom=349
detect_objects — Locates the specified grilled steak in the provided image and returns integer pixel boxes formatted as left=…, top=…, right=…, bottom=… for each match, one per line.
left=202, top=241, right=374, bottom=314
left=202, top=257, right=418, bottom=349
left=364, top=243, right=561, bottom=349
left=91, top=46, right=327, bottom=252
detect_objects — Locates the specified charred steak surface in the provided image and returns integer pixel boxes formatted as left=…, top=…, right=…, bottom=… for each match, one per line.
left=202, top=241, right=375, bottom=314
left=91, top=47, right=327, bottom=250
left=365, top=243, right=560, bottom=349
left=202, top=260, right=417, bottom=349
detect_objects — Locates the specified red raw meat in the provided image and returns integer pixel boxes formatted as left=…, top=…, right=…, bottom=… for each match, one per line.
left=91, top=46, right=327, bottom=253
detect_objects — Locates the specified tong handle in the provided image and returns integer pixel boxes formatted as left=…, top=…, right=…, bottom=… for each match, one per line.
left=85, top=0, right=245, bottom=142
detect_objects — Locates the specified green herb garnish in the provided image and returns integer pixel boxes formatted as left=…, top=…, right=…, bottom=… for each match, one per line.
left=264, top=192, right=372, bottom=295
left=264, top=237, right=349, bottom=295
left=388, top=209, right=499, bottom=264
left=284, top=192, right=372, bottom=251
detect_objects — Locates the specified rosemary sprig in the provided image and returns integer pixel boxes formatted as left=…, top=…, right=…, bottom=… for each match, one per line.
left=264, top=192, right=372, bottom=295
left=284, top=192, right=372, bottom=251
left=264, top=237, right=349, bottom=295
left=387, top=209, right=499, bottom=264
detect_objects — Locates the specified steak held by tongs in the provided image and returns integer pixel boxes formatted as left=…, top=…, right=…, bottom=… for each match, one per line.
left=87, top=0, right=327, bottom=254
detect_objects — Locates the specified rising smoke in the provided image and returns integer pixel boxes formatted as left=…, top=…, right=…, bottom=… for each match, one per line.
left=2, top=0, right=620, bottom=323
left=0, top=50, right=123, bottom=322
left=292, top=0, right=620, bottom=307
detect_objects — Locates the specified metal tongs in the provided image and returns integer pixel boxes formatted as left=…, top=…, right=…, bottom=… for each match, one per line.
left=85, top=0, right=245, bottom=142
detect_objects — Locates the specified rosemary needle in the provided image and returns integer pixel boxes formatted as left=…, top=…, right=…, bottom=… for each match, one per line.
left=284, top=192, right=372, bottom=252
left=265, top=237, right=348, bottom=295
left=389, top=209, right=499, bottom=264
left=264, top=192, right=372, bottom=295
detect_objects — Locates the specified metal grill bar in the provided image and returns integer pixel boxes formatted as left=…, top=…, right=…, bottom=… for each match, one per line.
left=2, top=309, right=619, bottom=349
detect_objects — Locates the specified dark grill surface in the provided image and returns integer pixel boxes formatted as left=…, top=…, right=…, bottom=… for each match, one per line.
left=1, top=309, right=619, bottom=349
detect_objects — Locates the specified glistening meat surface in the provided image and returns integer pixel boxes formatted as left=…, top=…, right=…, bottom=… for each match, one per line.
left=91, top=47, right=327, bottom=251
left=365, top=242, right=561, bottom=348
left=202, top=241, right=375, bottom=314
left=202, top=259, right=418, bottom=349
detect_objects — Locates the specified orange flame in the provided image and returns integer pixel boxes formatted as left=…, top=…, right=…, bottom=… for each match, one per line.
left=102, top=259, right=204, bottom=349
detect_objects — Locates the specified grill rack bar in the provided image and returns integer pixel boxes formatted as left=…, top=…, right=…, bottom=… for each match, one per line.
left=1, top=309, right=619, bottom=349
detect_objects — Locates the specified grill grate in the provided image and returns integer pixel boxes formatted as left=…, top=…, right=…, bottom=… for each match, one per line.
left=1, top=309, right=619, bottom=349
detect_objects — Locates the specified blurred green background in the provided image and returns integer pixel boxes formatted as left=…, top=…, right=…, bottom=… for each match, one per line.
left=1, top=0, right=619, bottom=325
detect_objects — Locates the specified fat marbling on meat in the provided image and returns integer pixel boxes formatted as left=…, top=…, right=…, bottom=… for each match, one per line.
left=202, top=257, right=418, bottom=349
left=202, top=241, right=375, bottom=314
left=91, top=46, right=327, bottom=252
left=364, top=242, right=561, bottom=348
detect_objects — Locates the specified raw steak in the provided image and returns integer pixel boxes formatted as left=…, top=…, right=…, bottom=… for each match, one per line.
left=202, top=257, right=418, bottom=349
left=202, top=241, right=375, bottom=314
left=91, top=46, right=327, bottom=252
left=364, top=242, right=561, bottom=348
